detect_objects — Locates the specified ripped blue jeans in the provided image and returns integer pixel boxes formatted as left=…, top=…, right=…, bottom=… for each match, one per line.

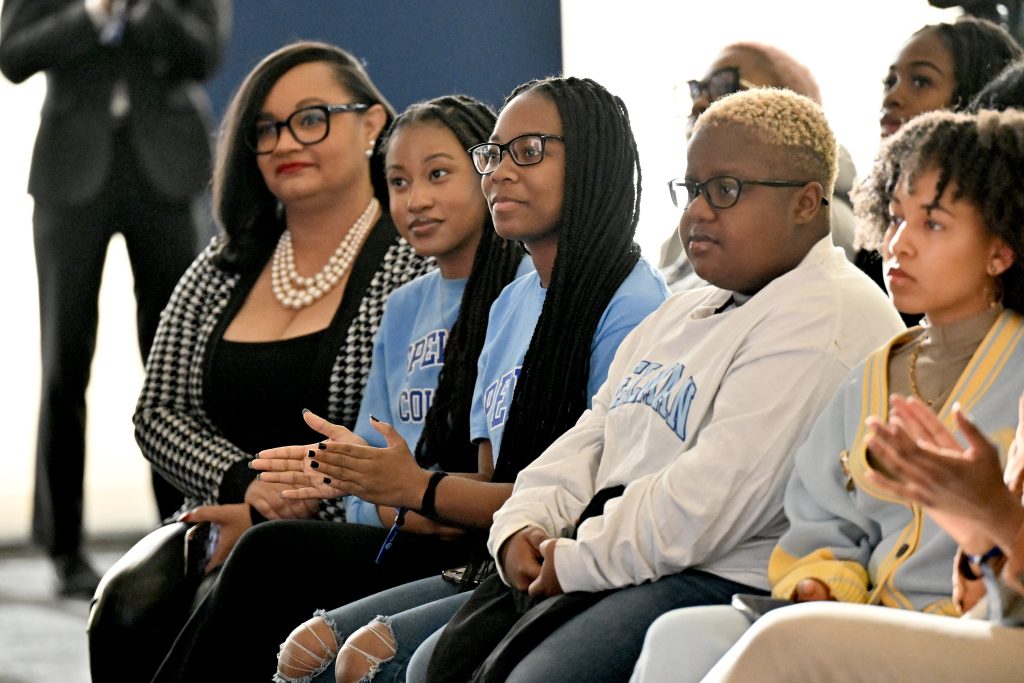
left=278, top=576, right=472, bottom=683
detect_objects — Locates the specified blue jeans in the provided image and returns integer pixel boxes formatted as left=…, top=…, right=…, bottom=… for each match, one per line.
left=309, top=576, right=473, bottom=683
left=428, top=569, right=762, bottom=682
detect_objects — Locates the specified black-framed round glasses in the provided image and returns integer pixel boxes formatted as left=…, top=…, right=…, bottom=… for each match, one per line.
left=248, top=103, right=369, bottom=154
left=468, top=134, right=564, bottom=175
left=668, top=176, right=829, bottom=209
left=687, top=67, right=756, bottom=103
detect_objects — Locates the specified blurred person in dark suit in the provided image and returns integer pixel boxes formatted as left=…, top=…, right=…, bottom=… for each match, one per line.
left=0, top=0, right=231, bottom=597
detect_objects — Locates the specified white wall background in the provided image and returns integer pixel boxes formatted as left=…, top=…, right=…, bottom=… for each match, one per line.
left=0, top=0, right=961, bottom=542
left=561, top=0, right=959, bottom=259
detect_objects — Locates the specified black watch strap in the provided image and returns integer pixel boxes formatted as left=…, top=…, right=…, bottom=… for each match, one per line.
left=420, top=471, right=449, bottom=519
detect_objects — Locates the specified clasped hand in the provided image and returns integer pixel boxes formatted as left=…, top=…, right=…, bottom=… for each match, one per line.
left=500, top=527, right=564, bottom=599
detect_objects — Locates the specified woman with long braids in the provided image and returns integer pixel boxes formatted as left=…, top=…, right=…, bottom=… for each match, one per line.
left=340, top=94, right=532, bottom=534
left=250, top=75, right=671, bottom=683
left=151, top=78, right=668, bottom=682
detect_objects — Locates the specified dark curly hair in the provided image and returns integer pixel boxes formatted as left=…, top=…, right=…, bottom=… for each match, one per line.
left=852, top=108, right=1024, bottom=314
left=916, top=17, right=1023, bottom=111
left=969, top=59, right=1024, bottom=112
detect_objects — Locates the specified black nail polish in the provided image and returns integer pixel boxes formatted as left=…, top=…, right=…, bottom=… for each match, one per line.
left=307, top=449, right=316, bottom=457
left=310, top=461, right=319, bottom=469
left=323, top=477, right=332, bottom=485
left=318, top=442, right=327, bottom=450
left=369, top=414, right=380, bottom=422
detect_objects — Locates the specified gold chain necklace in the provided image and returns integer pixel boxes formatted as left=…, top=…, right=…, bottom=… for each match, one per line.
left=908, top=338, right=936, bottom=407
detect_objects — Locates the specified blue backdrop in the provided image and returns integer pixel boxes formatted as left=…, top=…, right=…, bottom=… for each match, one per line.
left=206, top=1, right=563, bottom=121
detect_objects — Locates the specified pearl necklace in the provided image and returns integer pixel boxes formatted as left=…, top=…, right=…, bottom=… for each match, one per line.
left=271, top=197, right=379, bottom=310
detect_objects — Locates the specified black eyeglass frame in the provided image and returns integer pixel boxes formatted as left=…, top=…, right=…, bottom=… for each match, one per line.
left=668, top=176, right=830, bottom=209
left=468, top=134, right=565, bottom=175
left=687, top=66, right=757, bottom=103
left=248, top=103, right=370, bottom=154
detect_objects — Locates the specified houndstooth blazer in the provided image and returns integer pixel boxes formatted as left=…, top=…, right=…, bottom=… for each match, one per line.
left=133, top=219, right=433, bottom=521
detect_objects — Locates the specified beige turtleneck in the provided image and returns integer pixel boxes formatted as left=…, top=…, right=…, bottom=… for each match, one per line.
left=887, top=306, right=1002, bottom=410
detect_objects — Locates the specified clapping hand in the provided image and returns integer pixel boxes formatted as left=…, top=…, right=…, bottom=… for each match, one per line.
left=254, top=412, right=431, bottom=510
left=865, top=395, right=1024, bottom=553
left=250, top=410, right=368, bottom=500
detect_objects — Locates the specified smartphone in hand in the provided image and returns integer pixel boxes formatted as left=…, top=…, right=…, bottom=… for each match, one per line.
left=731, top=593, right=793, bottom=623
left=183, top=522, right=219, bottom=577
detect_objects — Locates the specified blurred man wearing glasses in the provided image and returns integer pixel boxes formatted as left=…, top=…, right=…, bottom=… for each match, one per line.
left=660, top=42, right=858, bottom=290
left=0, top=0, right=230, bottom=597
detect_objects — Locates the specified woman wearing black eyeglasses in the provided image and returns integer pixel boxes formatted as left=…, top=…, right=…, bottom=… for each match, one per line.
left=86, top=41, right=437, bottom=682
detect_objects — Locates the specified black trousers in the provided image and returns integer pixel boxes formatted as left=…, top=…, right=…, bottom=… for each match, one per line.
left=31, top=126, right=198, bottom=558
left=145, top=519, right=474, bottom=683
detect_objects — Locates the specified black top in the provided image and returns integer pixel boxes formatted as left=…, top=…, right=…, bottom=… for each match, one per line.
left=203, top=217, right=401, bottom=504
left=207, top=330, right=332, bottom=456
left=134, top=212, right=434, bottom=517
